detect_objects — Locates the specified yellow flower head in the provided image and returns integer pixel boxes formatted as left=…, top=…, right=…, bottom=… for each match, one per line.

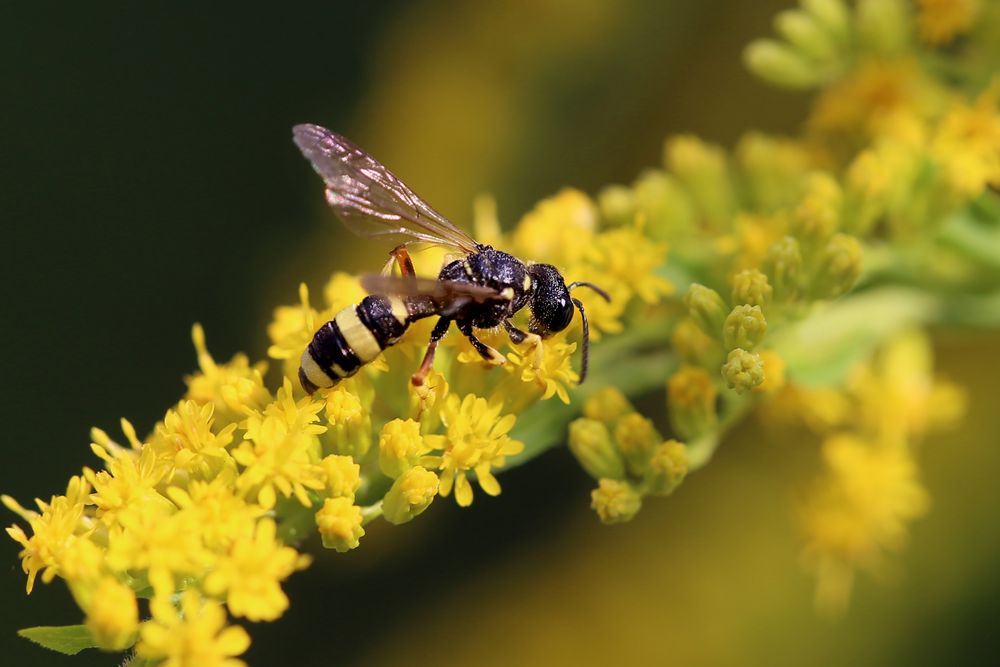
left=931, top=81, right=1000, bottom=199
left=383, top=466, right=440, bottom=525
left=185, top=324, right=271, bottom=422
left=917, top=0, right=981, bottom=45
left=84, top=576, right=138, bottom=650
left=166, top=473, right=264, bottom=553
left=590, top=479, right=642, bottom=525
left=424, top=394, right=525, bottom=507
left=378, top=418, right=427, bottom=478
left=151, top=401, right=237, bottom=483
left=138, top=591, right=250, bottom=667
left=87, top=444, right=173, bottom=527
left=3, top=476, right=92, bottom=593
left=315, top=497, right=364, bottom=552
left=512, top=188, right=598, bottom=268
left=203, top=518, right=310, bottom=622
left=320, top=454, right=362, bottom=499
left=507, top=337, right=579, bottom=404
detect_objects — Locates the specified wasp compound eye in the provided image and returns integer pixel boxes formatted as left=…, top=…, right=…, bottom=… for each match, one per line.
left=527, top=264, right=573, bottom=336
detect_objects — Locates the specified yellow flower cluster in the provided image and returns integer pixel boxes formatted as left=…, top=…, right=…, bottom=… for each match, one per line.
left=766, top=331, right=965, bottom=612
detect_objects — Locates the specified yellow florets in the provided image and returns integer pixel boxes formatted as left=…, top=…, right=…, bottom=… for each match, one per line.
left=315, top=497, right=365, bottom=553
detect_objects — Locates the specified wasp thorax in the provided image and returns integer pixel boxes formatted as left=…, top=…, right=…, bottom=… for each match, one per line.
left=527, top=263, right=574, bottom=337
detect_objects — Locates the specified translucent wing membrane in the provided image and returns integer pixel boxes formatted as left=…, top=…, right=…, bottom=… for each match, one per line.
left=361, top=274, right=504, bottom=304
left=293, top=124, right=480, bottom=253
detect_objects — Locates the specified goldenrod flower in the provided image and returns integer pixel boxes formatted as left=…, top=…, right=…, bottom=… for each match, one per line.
left=507, top=337, right=578, bottom=404
left=320, top=454, right=362, bottom=499
left=186, top=324, right=271, bottom=422
left=3, top=476, right=92, bottom=593
left=378, top=418, right=427, bottom=478
left=613, top=412, right=660, bottom=476
left=645, top=440, right=688, bottom=496
left=315, top=497, right=364, bottom=552
left=568, top=419, right=625, bottom=481
left=668, top=366, right=718, bottom=439
left=424, top=394, right=524, bottom=507
left=138, top=592, right=250, bottom=667
left=590, top=479, right=642, bottom=524
left=383, top=466, right=440, bottom=525
left=203, top=518, right=310, bottom=622
left=582, top=387, right=635, bottom=426
left=151, top=400, right=237, bottom=483
left=84, top=576, right=138, bottom=651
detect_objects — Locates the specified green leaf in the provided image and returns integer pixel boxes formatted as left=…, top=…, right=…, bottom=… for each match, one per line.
left=18, top=624, right=99, bottom=656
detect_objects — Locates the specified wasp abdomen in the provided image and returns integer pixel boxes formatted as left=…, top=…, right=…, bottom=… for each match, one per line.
left=298, top=294, right=411, bottom=394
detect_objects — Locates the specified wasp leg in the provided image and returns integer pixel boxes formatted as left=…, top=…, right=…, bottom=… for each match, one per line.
left=412, top=317, right=452, bottom=386
left=502, top=320, right=544, bottom=369
left=460, top=321, right=507, bottom=366
left=391, top=244, right=416, bottom=278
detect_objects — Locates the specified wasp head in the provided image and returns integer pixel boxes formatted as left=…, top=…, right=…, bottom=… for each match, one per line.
left=526, top=264, right=611, bottom=384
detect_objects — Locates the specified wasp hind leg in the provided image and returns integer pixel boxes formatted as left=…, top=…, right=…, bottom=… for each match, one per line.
left=381, top=244, right=418, bottom=278
left=460, top=321, right=507, bottom=366
left=412, top=317, right=452, bottom=386
left=502, top=320, right=544, bottom=369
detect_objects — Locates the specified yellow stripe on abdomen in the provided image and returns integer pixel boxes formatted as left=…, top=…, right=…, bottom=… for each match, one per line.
left=388, top=296, right=409, bottom=325
left=335, top=306, right=382, bottom=363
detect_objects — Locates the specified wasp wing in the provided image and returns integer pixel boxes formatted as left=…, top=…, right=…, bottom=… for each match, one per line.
left=293, top=124, right=479, bottom=254
left=361, top=274, right=503, bottom=303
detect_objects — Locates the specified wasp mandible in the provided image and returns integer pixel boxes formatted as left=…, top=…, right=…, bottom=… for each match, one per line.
left=292, top=124, right=610, bottom=394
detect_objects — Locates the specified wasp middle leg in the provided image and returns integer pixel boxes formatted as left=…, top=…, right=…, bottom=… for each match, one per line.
left=412, top=316, right=452, bottom=386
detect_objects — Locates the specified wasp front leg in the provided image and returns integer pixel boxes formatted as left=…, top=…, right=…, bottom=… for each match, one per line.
left=502, top=320, right=544, bottom=369
left=381, top=244, right=418, bottom=277
left=459, top=321, right=507, bottom=366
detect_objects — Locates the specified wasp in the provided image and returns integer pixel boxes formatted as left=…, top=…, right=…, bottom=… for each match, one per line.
left=292, top=124, right=610, bottom=394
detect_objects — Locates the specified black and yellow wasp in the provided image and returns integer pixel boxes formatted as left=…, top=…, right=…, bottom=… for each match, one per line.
left=292, top=124, right=609, bottom=394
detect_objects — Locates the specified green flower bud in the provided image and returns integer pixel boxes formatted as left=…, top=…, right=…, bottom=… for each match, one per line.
left=664, top=136, right=736, bottom=228
left=672, top=318, right=724, bottom=368
left=569, top=419, right=626, bottom=481
left=591, top=479, right=642, bottom=525
left=598, top=184, right=635, bottom=226
left=790, top=173, right=841, bottom=252
left=723, top=305, right=767, bottom=351
left=736, top=133, right=810, bottom=212
left=614, top=413, right=662, bottom=476
left=802, top=0, right=850, bottom=43
left=744, top=39, right=823, bottom=89
left=857, top=0, right=912, bottom=55
left=722, top=348, right=765, bottom=394
left=382, top=466, right=439, bottom=525
left=582, top=387, right=635, bottom=426
left=809, top=233, right=863, bottom=299
left=685, top=283, right=728, bottom=339
left=645, top=440, right=689, bottom=496
left=731, top=269, right=773, bottom=309
left=632, top=170, right=696, bottom=240
left=668, top=366, right=718, bottom=440
left=775, top=9, right=837, bottom=62
left=764, top=236, right=803, bottom=303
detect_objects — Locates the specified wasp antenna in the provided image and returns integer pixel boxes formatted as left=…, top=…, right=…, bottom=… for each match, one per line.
left=568, top=281, right=611, bottom=302
left=572, top=297, right=592, bottom=385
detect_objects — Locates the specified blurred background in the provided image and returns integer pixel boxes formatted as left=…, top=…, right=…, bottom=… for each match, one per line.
left=1, top=1, right=998, bottom=665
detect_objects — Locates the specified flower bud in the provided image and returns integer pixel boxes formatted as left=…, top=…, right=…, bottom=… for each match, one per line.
left=568, top=418, right=626, bottom=481
left=668, top=366, right=718, bottom=439
left=598, top=184, right=636, bottom=226
left=764, top=236, right=803, bottom=303
left=316, top=497, right=364, bottom=552
left=731, top=269, right=774, bottom=309
left=775, top=9, right=837, bottom=62
left=382, top=466, right=439, bottom=525
left=664, top=135, right=736, bottom=228
left=645, top=440, right=689, bottom=496
left=582, top=387, right=635, bottom=426
left=857, top=0, right=912, bottom=55
left=744, top=39, right=823, bottom=89
left=320, top=454, right=361, bottom=499
left=809, top=233, right=863, bottom=299
left=802, top=0, right=850, bottom=43
left=672, top=318, right=723, bottom=368
left=614, top=413, right=662, bottom=476
left=685, top=283, right=728, bottom=339
left=790, top=173, right=841, bottom=252
left=325, top=386, right=372, bottom=459
left=736, top=133, right=810, bottom=212
left=378, top=418, right=426, bottom=479
left=632, top=170, right=696, bottom=240
left=590, top=479, right=642, bottom=525
left=722, top=348, right=765, bottom=394
left=723, top=305, right=767, bottom=351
